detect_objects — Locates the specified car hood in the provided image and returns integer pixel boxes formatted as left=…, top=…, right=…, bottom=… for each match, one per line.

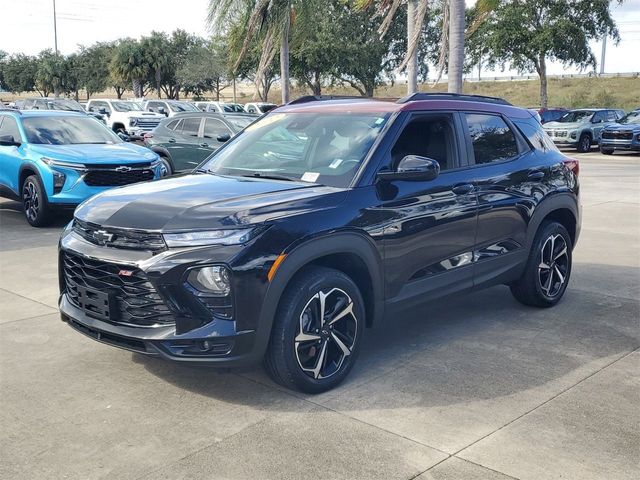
left=27, top=143, right=159, bottom=165
left=603, top=123, right=640, bottom=132
left=544, top=121, right=584, bottom=129
left=119, top=111, right=164, bottom=119
left=74, top=173, right=347, bottom=231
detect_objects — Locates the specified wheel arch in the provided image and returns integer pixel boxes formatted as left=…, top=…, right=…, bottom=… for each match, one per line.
left=19, top=164, right=44, bottom=193
left=112, top=122, right=126, bottom=132
left=150, top=146, right=174, bottom=168
left=527, top=194, right=579, bottom=249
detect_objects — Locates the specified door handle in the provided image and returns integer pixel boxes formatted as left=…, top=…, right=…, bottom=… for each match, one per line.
left=452, top=183, right=475, bottom=195
left=528, top=171, right=545, bottom=180
left=199, top=143, right=209, bottom=147
left=168, top=138, right=176, bottom=143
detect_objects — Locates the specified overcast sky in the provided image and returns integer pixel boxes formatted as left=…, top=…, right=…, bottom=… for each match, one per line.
left=2, top=0, right=639, bottom=77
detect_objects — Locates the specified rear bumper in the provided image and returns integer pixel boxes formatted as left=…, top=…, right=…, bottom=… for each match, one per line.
left=60, top=294, right=262, bottom=367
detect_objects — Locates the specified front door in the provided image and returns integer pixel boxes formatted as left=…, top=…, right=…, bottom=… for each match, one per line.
left=0, top=115, right=25, bottom=195
left=376, top=112, right=479, bottom=310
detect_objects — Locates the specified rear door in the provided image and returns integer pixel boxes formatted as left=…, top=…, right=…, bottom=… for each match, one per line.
left=171, top=116, right=209, bottom=171
left=0, top=115, right=26, bottom=195
left=461, top=112, right=543, bottom=288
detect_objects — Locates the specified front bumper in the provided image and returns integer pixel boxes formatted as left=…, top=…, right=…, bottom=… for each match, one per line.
left=58, top=229, right=272, bottom=367
left=599, top=138, right=640, bottom=151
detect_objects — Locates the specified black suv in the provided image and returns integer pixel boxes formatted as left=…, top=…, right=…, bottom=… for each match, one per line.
left=59, top=94, right=581, bottom=393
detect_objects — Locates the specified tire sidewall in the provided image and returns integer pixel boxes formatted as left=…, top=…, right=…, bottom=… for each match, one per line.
left=276, top=268, right=365, bottom=393
left=531, top=222, right=573, bottom=306
left=159, top=157, right=173, bottom=177
left=577, top=134, right=591, bottom=153
left=22, top=174, right=50, bottom=227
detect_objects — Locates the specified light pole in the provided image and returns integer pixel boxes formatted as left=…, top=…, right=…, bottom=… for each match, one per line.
left=53, top=0, right=58, bottom=55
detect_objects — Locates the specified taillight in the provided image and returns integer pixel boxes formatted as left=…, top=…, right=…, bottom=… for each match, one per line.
left=563, top=158, right=579, bottom=176
left=143, top=132, right=153, bottom=143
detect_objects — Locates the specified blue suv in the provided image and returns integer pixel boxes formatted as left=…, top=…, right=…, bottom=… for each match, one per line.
left=0, top=110, right=163, bottom=226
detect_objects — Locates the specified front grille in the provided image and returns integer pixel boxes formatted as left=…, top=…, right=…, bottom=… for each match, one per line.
left=135, top=118, right=161, bottom=130
left=73, top=219, right=166, bottom=251
left=602, top=130, right=633, bottom=140
left=84, top=167, right=154, bottom=187
left=63, top=252, right=175, bottom=327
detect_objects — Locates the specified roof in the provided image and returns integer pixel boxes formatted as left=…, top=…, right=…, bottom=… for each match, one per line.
left=276, top=97, right=532, bottom=119
left=0, top=110, right=86, bottom=118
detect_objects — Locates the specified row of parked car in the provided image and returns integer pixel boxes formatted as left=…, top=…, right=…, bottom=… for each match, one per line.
left=532, top=107, right=640, bottom=154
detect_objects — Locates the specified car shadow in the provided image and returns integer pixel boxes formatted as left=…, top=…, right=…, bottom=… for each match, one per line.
left=133, top=264, right=639, bottom=410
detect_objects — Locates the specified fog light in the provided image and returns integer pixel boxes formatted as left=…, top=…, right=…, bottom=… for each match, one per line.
left=188, top=266, right=230, bottom=296
left=53, top=171, right=66, bottom=193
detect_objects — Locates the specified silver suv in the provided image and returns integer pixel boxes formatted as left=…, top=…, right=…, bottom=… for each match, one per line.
left=544, top=108, right=624, bottom=152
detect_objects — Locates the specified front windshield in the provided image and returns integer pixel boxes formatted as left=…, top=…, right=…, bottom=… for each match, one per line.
left=169, top=102, right=198, bottom=112
left=48, top=99, right=83, bottom=112
left=559, top=111, right=594, bottom=123
left=22, top=116, right=122, bottom=145
left=619, top=111, right=640, bottom=124
left=202, top=112, right=390, bottom=188
left=112, top=101, right=143, bottom=112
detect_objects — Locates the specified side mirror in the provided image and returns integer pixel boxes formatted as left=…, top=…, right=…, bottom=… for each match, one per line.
left=0, top=134, right=20, bottom=147
left=216, top=133, right=231, bottom=142
left=98, top=107, right=108, bottom=115
left=377, top=155, right=440, bottom=182
left=117, top=132, right=131, bottom=142
left=158, top=107, right=168, bottom=116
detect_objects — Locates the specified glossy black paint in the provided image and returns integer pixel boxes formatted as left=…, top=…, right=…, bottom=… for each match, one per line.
left=59, top=99, right=581, bottom=367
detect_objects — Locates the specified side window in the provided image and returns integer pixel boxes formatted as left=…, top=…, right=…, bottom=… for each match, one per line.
left=180, top=117, right=201, bottom=137
left=515, top=120, right=558, bottom=153
left=147, top=101, right=162, bottom=112
left=606, top=111, right=617, bottom=122
left=592, top=112, right=605, bottom=123
left=465, top=113, right=519, bottom=165
left=247, top=106, right=256, bottom=113
left=390, top=114, right=457, bottom=171
left=203, top=118, right=232, bottom=139
left=0, top=116, right=22, bottom=141
left=91, top=101, right=110, bottom=114
left=166, top=119, right=181, bottom=131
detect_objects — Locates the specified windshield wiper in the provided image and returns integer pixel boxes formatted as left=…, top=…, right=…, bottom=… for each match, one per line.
left=242, top=173, right=295, bottom=182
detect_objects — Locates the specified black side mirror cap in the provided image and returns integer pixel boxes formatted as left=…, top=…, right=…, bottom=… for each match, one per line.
left=377, top=155, right=440, bottom=182
left=217, top=133, right=231, bottom=142
left=0, top=134, right=21, bottom=147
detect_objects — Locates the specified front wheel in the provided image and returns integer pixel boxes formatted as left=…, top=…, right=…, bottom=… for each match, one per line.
left=264, top=266, right=365, bottom=393
left=158, top=157, right=173, bottom=177
left=600, top=146, right=614, bottom=155
left=576, top=133, right=592, bottom=153
left=510, top=221, right=572, bottom=307
left=22, top=175, right=52, bottom=227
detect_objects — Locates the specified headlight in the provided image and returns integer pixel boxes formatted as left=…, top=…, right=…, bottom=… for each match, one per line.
left=163, top=228, right=255, bottom=247
left=41, top=157, right=86, bottom=170
left=187, top=266, right=230, bottom=296
left=129, top=118, right=138, bottom=126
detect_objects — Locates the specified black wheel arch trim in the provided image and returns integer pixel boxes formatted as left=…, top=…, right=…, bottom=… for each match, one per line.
left=526, top=192, right=580, bottom=250
left=252, top=231, right=384, bottom=361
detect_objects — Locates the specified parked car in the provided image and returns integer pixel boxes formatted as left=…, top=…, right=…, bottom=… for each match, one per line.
left=19, top=97, right=106, bottom=124
left=143, top=112, right=256, bottom=173
left=193, top=101, right=247, bottom=113
left=544, top=108, right=625, bottom=152
left=0, top=110, right=163, bottom=226
left=244, top=102, right=278, bottom=114
left=599, top=109, right=640, bottom=154
left=538, top=108, right=568, bottom=124
left=143, top=99, right=199, bottom=117
left=59, top=93, right=581, bottom=393
left=86, top=99, right=164, bottom=136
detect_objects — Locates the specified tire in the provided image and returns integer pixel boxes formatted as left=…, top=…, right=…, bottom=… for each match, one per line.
left=600, top=146, right=614, bottom=155
left=510, top=221, right=572, bottom=308
left=22, top=175, right=52, bottom=227
left=264, top=266, right=365, bottom=393
left=158, top=156, right=173, bottom=177
left=576, top=133, right=592, bottom=153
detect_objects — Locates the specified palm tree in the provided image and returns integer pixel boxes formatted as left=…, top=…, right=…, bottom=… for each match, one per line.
left=143, top=32, right=171, bottom=99
left=447, top=0, right=464, bottom=93
left=110, top=39, right=149, bottom=98
left=357, top=0, right=429, bottom=95
left=208, top=0, right=294, bottom=103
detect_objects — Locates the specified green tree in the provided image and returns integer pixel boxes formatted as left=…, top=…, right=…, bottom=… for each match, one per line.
left=2, top=54, right=38, bottom=94
left=481, top=0, right=619, bottom=107
left=110, top=39, right=150, bottom=98
left=77, top=43, right=111, bottom=100
left=64, top=53, right=82, bottom=100
left=178, top=37, right=229, bottom=99
left=0, top=50, right=7, bottom=91
left=142, top=31, right=172, bottom=98
left=36, top=50, right=66, bottom=97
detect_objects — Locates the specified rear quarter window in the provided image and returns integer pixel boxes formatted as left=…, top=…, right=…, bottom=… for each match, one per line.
left=464, top=113, right=520, bottom=164
left=514, top=119, right=558, bottom=153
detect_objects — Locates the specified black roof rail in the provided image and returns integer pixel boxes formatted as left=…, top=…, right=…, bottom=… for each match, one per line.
left=397, top=92, right=512, bottom=106
left=0, top=107, right=20, bottom=113
left=287, top=95, right=369, bottom=105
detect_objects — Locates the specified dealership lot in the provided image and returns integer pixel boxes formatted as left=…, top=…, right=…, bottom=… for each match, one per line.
left=0, top=151, right=638, bottom=480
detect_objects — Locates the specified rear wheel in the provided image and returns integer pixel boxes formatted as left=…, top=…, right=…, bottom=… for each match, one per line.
left=264, top=266, right=365, bottom=393
left=576, top=133, right=592, bottom=153
left=22, top=175, right=51, bottom=227
left=510, top=221, right=572, bottom=307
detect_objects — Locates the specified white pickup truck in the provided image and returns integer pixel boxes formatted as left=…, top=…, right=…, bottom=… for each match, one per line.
left=86, top=99, right=164, bottom=136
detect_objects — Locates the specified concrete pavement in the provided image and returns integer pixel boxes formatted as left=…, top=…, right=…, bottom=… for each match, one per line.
left=1, top=151, right=638, bottom=480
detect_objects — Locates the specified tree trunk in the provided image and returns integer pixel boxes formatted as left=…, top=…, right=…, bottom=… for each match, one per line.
left=407, top=0, right=418, bottom=94
left=156, top=70, right=162, bottom=99
left=447, top=0, right=465, bottom=93
left=280, top=4, right=291, bottom=104
left=132, top=78, right=141, bottom=98
left=53, top=86, right=61, bottom=98
left=538, top=54, right=548, bottom=108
